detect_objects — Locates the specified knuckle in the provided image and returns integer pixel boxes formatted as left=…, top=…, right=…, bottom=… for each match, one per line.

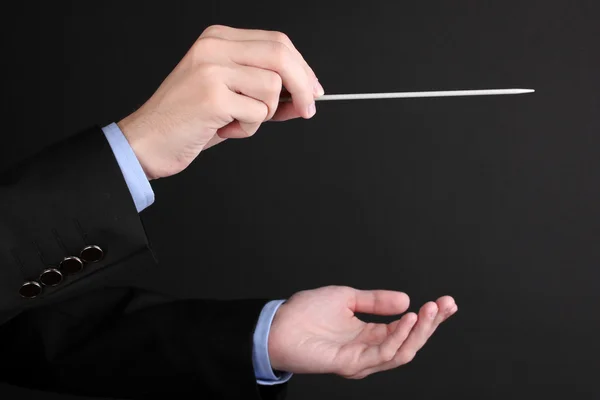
left=259, top=103, right=270, bottom=120
left=193, top=37, right=221, bottom=60
left=247, top=105, right=269, bottom=127
left=201, top=24, right=225, bottom=37
left=271, top=31, right=292, bottom=46
left=266, top=102, right=278, bottom=121
left=340, top=285, right=356, bottom=296
left=265, top=72, right=283, bottom=92
left=268, top=41, right=290, bottom=68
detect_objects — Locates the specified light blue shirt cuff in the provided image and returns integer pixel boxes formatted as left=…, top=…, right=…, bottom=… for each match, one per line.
left=253, top=300, right=293, bottom=385
left=101, top=123, right=154, bottom=212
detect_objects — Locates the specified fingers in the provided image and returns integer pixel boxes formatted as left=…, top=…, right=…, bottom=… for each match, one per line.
left=358, top=312, right=417, bottom=370
left=351, top=290, right=410, bottom=316
left=384, top=297, right=457, bottom=369
left=200, top=25, right=323, bottom=98
left=226, top=40, right=317, bottom=119
left=193, top=25, right=322, bottom=130
left=432, top=296, right=458, bottom=326
left=395, top=301, right=440, bottom=356
left=270, top=89, right=302, bottom=120
left=224, top=65, right=283, bottom=121
left=270, top=102, right=303, bottom=121
left=348, top=296, right=458, bottom=379
left=217, top=91, right=269, bottom=139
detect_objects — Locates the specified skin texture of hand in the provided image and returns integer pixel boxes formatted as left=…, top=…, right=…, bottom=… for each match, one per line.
left=268, top=286, right=457, bottom=379
left=117, top=25, right=324, bottom=180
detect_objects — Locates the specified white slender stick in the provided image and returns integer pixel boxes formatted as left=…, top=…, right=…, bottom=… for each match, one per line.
left=280, top=88, right=534, bottom=102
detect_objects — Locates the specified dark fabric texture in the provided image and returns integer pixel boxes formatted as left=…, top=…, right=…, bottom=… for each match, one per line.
left=0, top=127, right=288, bottom=399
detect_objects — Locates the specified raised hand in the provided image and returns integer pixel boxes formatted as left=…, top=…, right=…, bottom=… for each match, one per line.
left=267, top=285, right=457, bottom=379
left=117, top=25, right=324, bottom=180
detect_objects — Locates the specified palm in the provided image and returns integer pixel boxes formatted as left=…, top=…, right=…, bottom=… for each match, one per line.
left=304, top=318, right=396, bottom=370
left=269, top=286, right=457, bottom=379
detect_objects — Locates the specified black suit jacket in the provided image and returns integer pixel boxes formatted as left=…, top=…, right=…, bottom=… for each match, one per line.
left=0, top=126, right=287, bottom=399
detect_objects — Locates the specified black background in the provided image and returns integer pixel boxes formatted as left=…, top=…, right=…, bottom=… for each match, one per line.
left=2, top=1, right=600, bottom=399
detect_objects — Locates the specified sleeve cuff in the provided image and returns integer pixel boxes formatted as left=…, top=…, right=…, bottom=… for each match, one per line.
left=101, top=122, right=155, bottom=212
left=252, top=299, right=293, bottom=385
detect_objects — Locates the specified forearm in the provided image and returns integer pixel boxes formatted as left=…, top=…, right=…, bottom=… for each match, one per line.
left=0, top=287, right=285, bottom=399
left=0, top=126, right=153, bottom=322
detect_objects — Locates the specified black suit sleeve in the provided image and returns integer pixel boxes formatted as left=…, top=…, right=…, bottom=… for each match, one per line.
left=0, top=287, right=287, bottom=400
left=0, top=127, right=288, bottom=399
left=0, top=125, right=154, bottom=322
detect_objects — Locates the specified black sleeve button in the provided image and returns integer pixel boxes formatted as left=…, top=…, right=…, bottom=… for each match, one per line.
left=19, top=281, right=42, bottom=299
left=60, top=256, right=84, bottom=273
left=39, top=268, right=63, bottom=286
left=80, top=245, right=104, bottom=263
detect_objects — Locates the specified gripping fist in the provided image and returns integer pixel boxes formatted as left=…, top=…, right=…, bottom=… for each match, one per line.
left=118, top=25, right=324, bottom=180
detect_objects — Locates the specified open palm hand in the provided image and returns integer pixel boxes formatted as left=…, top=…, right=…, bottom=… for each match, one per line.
left=268, top=286, right=457, bottom=379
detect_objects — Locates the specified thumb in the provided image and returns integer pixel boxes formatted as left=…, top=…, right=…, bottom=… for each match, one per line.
left=350, top=289, right=410, bottom=316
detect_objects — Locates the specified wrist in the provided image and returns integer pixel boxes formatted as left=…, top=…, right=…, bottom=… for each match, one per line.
left=267, top=302, right=287, bottom=372
left=117, top=114, right=154, bottom=181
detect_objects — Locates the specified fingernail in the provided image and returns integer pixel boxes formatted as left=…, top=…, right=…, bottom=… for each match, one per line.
left=314, top=79, right=325, bottom=97
left=307, top=102, right=316, bottom=117
left=444, top=306, right=457, bottom=316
